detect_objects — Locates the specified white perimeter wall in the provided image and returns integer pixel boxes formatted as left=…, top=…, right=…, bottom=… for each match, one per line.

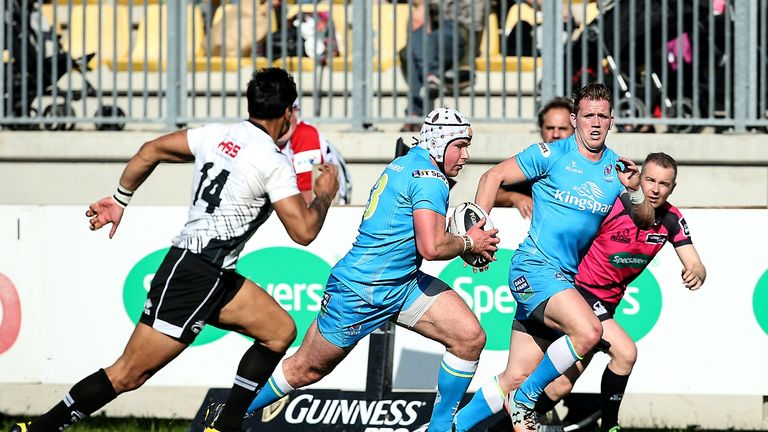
left=0, top=206, right=767, bottom=428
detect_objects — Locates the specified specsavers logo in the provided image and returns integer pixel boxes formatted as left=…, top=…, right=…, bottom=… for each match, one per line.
left=438, top=249, right=517, bottom=350
left=752, top=269, right=768, bottom=336
left=609, top=253, right=652, bottom=269
left=124, top=247, right=331, bottom=347
left=614, top=269, right=662, bottom=342
left=237, top=247, right=331, bottom=348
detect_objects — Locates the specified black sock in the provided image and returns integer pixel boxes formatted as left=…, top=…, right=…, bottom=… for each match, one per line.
left=534, top=391, right=558, bottom=415
left=600, top=367, right=630, bottom=431
left=214, top=344, right=284, bottom=431
left=30, top=369, right=117, bottom=432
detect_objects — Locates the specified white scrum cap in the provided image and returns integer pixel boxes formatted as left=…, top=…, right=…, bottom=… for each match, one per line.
left=417, top=107, right=472, bottom=163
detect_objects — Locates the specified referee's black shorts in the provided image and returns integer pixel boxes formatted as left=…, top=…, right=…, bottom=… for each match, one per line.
left=139, top=246, right=245, bottom=344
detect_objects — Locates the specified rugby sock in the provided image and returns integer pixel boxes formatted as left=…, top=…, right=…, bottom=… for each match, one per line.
left=514, top=335, right=581, bottom=408
left=214, top=343, right=284, bottom=431
left=534, top=391, right=558, bottom=415
left=29, top=369, right=117, bottom=431
left=452, top=376, right=505, bottom=432
left=428, top=352, right=478, bottom=432
left=246, top=360, right=295, bottom=414
left=599, top=367, right=629, bottom=431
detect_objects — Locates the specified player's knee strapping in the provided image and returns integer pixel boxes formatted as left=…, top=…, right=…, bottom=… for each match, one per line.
left=246, top=359, right=295, bottom=414
left=453, top=376, right=505, bottom=432
left=429, top=352, right=478, bottom=432
left=514, top=334, right=582, bottom=408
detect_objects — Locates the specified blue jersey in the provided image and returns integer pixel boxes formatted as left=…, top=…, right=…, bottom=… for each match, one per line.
left=515, top=135, right=625, bottom=277
left=331, top=146, right=450, bottom=302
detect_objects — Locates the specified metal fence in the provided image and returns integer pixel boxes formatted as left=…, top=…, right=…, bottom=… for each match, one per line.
left=1, top=0, right=766, bottom=132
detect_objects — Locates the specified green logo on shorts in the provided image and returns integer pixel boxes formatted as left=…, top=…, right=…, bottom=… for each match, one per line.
left=614, top=270, right=662, bottom=342
left=237, top=247, right=331, bottom=348
left=752, top=269, right=768, bottom=336
left=123, top=248, right=229, bottom=346
left=438, top=249, right=517, bottom=351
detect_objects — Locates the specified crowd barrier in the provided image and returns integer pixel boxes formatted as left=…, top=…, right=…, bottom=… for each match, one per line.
left=1, top=0, right=766, bottom=131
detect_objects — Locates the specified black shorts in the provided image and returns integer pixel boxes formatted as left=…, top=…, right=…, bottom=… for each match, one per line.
left=511, top=299, right=562, bottom=342
left=139, top=246, right=245, bottom=344
left=575, top=285, right=617, bottom=322
left=512, top=289, right=614, bottom=352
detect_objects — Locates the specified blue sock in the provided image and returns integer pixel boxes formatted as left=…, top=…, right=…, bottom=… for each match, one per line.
left=453, top=377, right=505, bottom=432
left=514, top=335, right=581, bottom=408
left=428, top=352, right=478, bottom=432
left=246, top=363, right=294, bottom=414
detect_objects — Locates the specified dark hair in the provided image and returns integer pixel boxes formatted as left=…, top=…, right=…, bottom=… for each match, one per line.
left=644, top=152, right=678, bottom=176
left=537, top=96, right=574, bottom=129
left=572, top=82, right=612, bottom=115
left=246, top=68, right=298, bottom=120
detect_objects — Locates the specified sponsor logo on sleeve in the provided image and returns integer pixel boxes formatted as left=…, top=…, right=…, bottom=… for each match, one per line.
left=679, top=217, right=690, bottom=236
left=411, top=170, right=449, bottom=188
left=537, top=142, right=551, bottom=157
left=645, top=233, right=667, bottom=245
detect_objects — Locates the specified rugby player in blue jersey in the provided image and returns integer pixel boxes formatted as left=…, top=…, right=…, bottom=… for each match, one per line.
left=451, top=83, right=655, bottom=432
left=212, top=107, right=499, bottom=432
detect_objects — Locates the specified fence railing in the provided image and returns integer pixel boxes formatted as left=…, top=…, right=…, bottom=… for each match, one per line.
left=1, top=0, right=766, bottom=132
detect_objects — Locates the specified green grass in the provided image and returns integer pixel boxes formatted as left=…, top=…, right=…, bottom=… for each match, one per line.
left=0, top=416, right=728, bottom=432
left=0, top=416, right=190, bottom=432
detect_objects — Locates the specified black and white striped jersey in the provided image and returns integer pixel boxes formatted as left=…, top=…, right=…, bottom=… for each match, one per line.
left=172, top=120, right=299, bottom=269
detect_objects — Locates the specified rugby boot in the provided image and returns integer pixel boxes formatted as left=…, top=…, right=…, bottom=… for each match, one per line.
left=200, top=402, right=225, bottom=428
left=505, top=393, right=539, bottom=432
left=8, top=423, right=31, bottom=432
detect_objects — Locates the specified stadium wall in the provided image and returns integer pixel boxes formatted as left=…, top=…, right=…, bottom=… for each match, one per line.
left=1, top=130, right=767, bottom=429
left=0, top=129, right=767, bottom=208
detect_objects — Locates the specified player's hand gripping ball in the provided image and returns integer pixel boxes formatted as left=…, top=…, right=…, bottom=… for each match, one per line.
left=448, top=202, right=495, bottom=268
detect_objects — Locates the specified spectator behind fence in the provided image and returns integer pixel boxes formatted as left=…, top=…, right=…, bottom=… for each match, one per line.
left=205, top=0, right=280, bottom=57
left=494, top=96, right=574, bottom=218
left=398, top=0, right=485, bottom=132
left=277, top=100, right=352, bottom=205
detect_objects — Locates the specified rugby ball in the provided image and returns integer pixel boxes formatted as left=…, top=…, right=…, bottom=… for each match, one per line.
left=448, top=202, right=495, bottom=268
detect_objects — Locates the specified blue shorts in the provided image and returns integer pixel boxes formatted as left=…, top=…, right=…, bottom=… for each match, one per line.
left=508, top=251, right=574, bottom=320
left=317, top=271, right=448, bottom=348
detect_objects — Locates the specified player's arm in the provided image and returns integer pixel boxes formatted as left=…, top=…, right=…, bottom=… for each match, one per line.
left=413, top=209, right=499, bottom=261
left=615, top=156, right=655, bottom=230
left=674, top=244, right=706, bottom=290
left=119, top=130, right=195, bottom=190
left=494, top=189, right=533, bottom=219
left=475, top=156, right=528, bottom=213
left=299, top=190, right=313, bottom=206
left=272, top=163, right=339, bottom=246
left=87, top=130, right=194, bottom=238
